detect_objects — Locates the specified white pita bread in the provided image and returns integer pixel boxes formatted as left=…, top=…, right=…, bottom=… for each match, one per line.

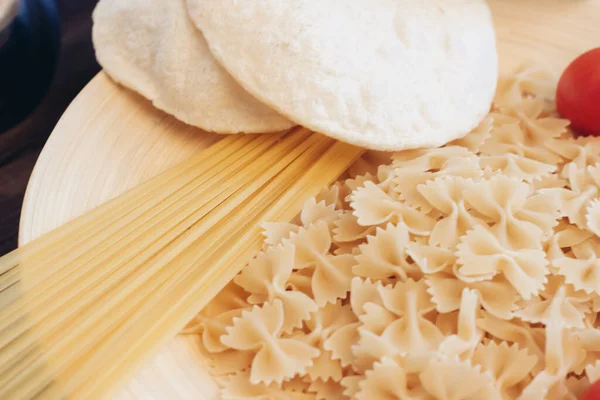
left=92, top=0, right=293, bottom=134
left=187, top=0, right=498, bottom=150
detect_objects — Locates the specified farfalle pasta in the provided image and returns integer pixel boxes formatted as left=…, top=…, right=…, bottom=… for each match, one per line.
left=480, top=153, right=556, bottom=182
left=221, top=300, right=320, bottom=385
left=472, top=341, right=538, bottom=399
left=418, top=176, right=485, bottom=248
left=456, top=225, right=549, bottom=300
left=494, top=66, right=557, bottom=109
left=427, top=273, right=518, bottom=320
left=284, top=222, right=356, bottom=306
left=353, top=223, right=421, bottom=282
left=186, top=68, right=600, bottom=399
left=234, top=245, right=318, bottom=333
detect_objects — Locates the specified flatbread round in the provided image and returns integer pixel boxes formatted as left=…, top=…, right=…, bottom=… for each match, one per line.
left=187, top=0, right=498, bottom=150
left=92, top=0, right=293, bottom=134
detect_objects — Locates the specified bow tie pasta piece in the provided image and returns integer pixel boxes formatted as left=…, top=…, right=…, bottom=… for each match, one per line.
left=373, top=279, right=444, bottom=355
left=390, top=146, right=483, bottom=212
left=564, top=162, right=600, bottom=193
left=351, top=329, right=400, bottom=373
left=514, top=276, right=592, bottom=329
left=375, top=165, right=397, bottom=194
left=350, top=280, right=440, bottom=373
left=477, top=312, right=546, bottom=374
left=586, top=198, right=600, bottom=237
left=305, top=350, right=343, bottom=383
left=221, top=300, right=320, bottom=385
left=533, top=174, right=568, bottom=190
left=420, top=357, right=501, bottom=400
left=307, top=379, right=347, bottom=400
left=194, top=309, right=247, bottom=354
left=261, top=222, right=300, bottom=248
left=494, top=66, right=557, bottom=110
left=546, top=137, right=600, bottom=173
left=315, top=183, right=349, bottom=212
left=204, top=349, right=255, bottom=377
left=574, top=328, right=600, bottom=376
left=305, top=302, right=357, bottom=346
left=338, top=278, right=390, bottom=365
left=417, top=176, right=486, bottom=248
left=234, top=245, right=318, bottom=333
left=426, top=273, right=518, bottom=320
left=358, top=302, right=398, bottom=337
left=337, top=279, right=389, bottom=369
left=300, top=198, right=342, bottom=231
left=547, top=321, right=587, bottom=376
left=281, top=377, right=312, bottom=393
left=285, top=268, right=315, bottom=300
left=519, top=321, right=586, bottom=400
left=298, top=302, right=357, bottom=382
left=332, top=211, right=376, bottom=243
left=191, top=281, right=250, bottom=320
left=349, top=277, right=387, bottom=317
left=497, top=98, right=569, bottom=144
left=480, top=154, right=556, bottom=183
left=262, top=196, right=341, bottom=248
left=553, top=253, right=600, bottom=297
left=354, top=223, right=422, bottom=282
left=435, top=311, right=461, bottom=336
left=221, top=371, right=316, bottom=400
left=350, top=182, right=435, bottom=235
left=472, top=341, right=538, bottom=399
left=391, top=146, right=479, bottom=171
left=324, top=326, right=364, bottom=367
left=546, top=377, right=591, bottom=400
left=406, top=242, right=456, bottom=275
left=548, top=163, right=600, bottom=229
left=355, top=356, right=426, bottom=400
left=340, top=375, right=363, bottom=398
left=480, top=120, right=562, bottom=165
left=456, top=226, right=549, bottom=300
left=345, top=172, right=378, bottom=193
left=286, top=221, right=332, bottom=261
left=437, top=289, right=482, bottom=360
left=545, top=221, right=594, bottom=262
left=284, top=222, right=356, bottom=306
left=464, top=175, right=560, bottom=248
left=450, top=116, right=494, bottom=154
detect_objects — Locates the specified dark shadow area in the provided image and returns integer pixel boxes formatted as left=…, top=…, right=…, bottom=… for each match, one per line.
left=0, top=0, right=101, bottom=255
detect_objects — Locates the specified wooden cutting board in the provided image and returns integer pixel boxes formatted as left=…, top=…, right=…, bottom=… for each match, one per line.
left=19, top=0, right=600, bottom=398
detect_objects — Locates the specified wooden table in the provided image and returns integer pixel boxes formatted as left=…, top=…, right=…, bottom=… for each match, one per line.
left=0, top=0, right=100, bottom=255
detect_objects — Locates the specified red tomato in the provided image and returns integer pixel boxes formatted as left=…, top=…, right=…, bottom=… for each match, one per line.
left=556, top=47, right=600, bottom=137
left=581, top=379, right=600, bottom=400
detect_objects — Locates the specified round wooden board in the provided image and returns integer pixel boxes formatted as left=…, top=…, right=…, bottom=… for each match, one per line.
left=19, top=1, right=600, bottom=398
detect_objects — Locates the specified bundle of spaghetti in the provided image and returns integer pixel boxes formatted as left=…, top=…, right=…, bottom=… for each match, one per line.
left=0, top=127, right=363, bottom=399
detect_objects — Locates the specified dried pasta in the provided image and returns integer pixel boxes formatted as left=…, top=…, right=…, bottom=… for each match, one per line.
left=186, top=68, right=600, bottom=399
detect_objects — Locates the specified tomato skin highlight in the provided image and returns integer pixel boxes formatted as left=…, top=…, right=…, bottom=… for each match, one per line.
left=580, top=379, right=600, bottom=400
left=556, top=47, right=600, bottom=137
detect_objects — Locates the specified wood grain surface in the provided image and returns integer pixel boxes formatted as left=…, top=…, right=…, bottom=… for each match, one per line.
left=15, top=0, right=600, bottom=398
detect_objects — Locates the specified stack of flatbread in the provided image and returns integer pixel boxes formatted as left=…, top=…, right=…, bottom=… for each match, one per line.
left=93, top=0, right=498, bottom=151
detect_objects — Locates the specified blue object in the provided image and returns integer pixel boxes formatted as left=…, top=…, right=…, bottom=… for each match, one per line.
left=0, top=0, right=61, bottom=133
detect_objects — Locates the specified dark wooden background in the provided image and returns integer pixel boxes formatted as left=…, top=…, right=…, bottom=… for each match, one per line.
left=0, top=0, right=100, bottom=255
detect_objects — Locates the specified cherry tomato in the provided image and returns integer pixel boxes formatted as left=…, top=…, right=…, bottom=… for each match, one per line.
left=580, top=378, right=600, bottom=400
left=556, top=47, right=600, bottom=137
